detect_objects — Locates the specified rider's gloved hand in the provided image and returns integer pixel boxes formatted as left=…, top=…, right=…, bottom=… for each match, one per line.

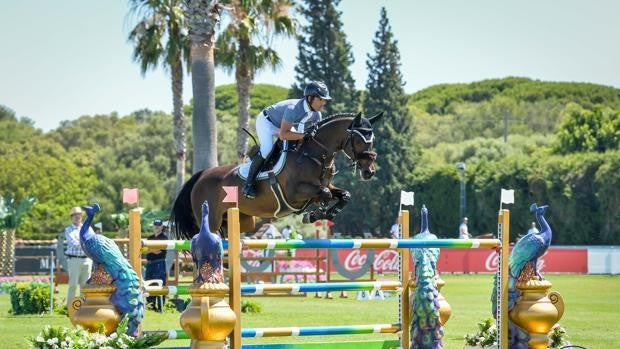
left=303, top=126, right=317, bottom=141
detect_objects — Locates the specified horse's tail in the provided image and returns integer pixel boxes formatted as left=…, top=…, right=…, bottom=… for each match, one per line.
left=171, top=170, right=203, bottom=240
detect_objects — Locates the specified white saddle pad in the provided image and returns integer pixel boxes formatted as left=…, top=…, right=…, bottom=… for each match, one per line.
left=237, top=143, right=289, bottom=181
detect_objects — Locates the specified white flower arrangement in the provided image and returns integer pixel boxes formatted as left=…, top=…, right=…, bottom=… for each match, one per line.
left=464, top=318, right=571, bottom=349
left=29, top=316, right=167, bottom=349
left=464, top=318, right=497, bottom=348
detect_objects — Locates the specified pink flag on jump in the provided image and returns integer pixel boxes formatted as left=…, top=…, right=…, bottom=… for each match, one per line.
left=122, top=188, right=139, bottom=204
left=222, top=186, right=238, bottom=203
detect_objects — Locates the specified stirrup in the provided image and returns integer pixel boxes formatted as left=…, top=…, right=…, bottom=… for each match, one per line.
left=243, top=183, right=257, bottom=199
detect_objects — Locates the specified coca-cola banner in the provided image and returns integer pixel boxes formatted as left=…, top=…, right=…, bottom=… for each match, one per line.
left=437, top=248, right=588, bottom=273
left=295, top=247, right=588, bottom=276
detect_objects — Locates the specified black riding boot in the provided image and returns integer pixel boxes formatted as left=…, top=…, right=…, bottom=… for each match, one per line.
left=243, top=154, right=265, bottom=199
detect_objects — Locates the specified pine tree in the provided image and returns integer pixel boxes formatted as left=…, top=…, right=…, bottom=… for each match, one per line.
left=333, top=7, right=419, bottom=233
left=290, top=0, right=358, bottom=114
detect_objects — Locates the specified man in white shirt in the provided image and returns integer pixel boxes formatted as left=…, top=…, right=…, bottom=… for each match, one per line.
left=282, top=225, right=292, bottom=240
left=459, top=217, right=470, bottom=239
left=390, top=220, right=400, bottom=239
left=64, top=206, right=93, bottom=307
left=527, top=222, right=540, bottom=235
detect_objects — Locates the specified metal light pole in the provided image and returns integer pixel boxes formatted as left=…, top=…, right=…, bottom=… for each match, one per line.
left=456, top=162, right=466, bottom=222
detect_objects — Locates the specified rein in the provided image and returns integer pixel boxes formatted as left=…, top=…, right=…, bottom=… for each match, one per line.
left=301, top=137, right=337, bottom=182
left=299, top=123, right=376, bottom=179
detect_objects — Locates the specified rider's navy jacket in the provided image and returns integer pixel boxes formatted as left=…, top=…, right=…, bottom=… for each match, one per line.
left=263, top=98, right=321, bottom=131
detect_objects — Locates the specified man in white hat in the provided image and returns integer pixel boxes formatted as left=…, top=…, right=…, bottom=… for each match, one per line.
left=63, top=206, right=93, bottom=308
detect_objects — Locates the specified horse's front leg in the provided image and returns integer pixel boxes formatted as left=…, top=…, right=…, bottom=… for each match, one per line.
left=297, top=182, right=333, bottom=203
left=297, top=182, right=334, bottom=223
left=325, top=186, right=350, bottom=221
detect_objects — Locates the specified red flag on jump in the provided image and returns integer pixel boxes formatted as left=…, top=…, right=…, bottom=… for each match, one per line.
left=222, top=186, right=238, bottom=203
left=122, top=188, right=139, bottom=204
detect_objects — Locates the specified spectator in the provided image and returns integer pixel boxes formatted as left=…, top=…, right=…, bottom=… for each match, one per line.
left=390, top=220, right=400, bottom=239
left=527, top=222, right=539, bottom=235
left=264, top=223, right=279, bottom=239
left=93, top=222, right=103, bottom=234
left=282, top=225, right=292, bottom=240
left=459, top=217, right=470, bottom=239
left=163, top=221, right=175, bottom=280
left=64, top=206, right=93, bottom=308
left=144, top=219, right=168, bottom=311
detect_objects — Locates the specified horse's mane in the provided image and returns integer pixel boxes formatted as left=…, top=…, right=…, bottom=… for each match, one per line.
left=317, top=112, right=358, bottom=127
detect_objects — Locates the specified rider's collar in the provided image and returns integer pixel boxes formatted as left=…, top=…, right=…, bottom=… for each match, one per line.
left=304, top=98, right=312, bottom=112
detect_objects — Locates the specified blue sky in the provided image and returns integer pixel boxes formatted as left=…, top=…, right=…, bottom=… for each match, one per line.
left=1, top=0, right=619, bottom=132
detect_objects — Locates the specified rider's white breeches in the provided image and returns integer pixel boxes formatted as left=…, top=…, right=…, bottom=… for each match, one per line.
left=256, top=113, right=280, bottom=159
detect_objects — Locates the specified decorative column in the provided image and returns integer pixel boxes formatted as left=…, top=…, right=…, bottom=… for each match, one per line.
left=180, top=202, right=237, bottom=349
left=0, top=230, right=16, bottom=276
left=69, top=266, right=120, bottom=335
left=509, top=279, right=564, bottom=349
left=180, top=283, right=236, bottom=349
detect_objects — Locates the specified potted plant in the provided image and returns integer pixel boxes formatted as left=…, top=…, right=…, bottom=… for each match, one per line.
left=548, top=324, right=571, bottom=348
left=464, top=319, right=571, bottom=349
left=464, top=318, right=497, bottom=349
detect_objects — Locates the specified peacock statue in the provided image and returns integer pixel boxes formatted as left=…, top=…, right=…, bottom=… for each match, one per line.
left=409, top=205, right=443, bottom=349
left=191, top=201, right=224, bottom=284
left=80, top=204, right=144, bottom=336
left=491, top=203, right=552, bottom=348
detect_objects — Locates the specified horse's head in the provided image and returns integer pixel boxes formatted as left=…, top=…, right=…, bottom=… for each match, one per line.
left=343, top=112, right=382, bottom=180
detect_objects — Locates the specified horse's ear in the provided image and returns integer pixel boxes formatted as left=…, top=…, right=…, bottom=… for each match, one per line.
left=368, top=112, right=384, bottom=125
left=351, top=113, right=362, bottom=128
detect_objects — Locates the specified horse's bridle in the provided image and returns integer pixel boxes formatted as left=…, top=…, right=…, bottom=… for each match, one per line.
left=341, top=127, right=377, bottom=170
left=299, top=124, right=377, bottom=180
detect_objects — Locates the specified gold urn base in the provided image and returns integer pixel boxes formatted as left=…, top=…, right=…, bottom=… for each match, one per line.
left=180, top=283, right=236, bottom=349
left=509, top=278, right=565, bottom=349
left=68, top=285, right=120, bottom=335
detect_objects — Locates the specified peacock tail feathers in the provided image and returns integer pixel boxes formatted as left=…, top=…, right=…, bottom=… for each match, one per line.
left=409, top=205, right=443, bottom=349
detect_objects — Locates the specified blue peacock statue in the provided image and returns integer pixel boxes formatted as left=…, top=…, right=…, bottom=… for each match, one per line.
left=409, top=205, right=443, bottom=349
left=492, top=203, right=552, bottom=348
left=191, top=201, right=224, bottom=284
left=80, top=204, right=144, bottom=336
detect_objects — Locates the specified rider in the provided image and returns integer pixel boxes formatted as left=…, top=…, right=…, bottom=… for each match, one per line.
left=243, top=81, right=332, bottom=199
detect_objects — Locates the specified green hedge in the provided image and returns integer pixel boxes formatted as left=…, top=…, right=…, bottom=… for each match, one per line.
left=409, top=150, right=620, bottom=244
left=9, top=282, right=53, bottom=315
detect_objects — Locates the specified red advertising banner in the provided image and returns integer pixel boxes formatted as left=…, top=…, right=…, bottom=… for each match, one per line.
left=295, top=247, right=588, bottom=275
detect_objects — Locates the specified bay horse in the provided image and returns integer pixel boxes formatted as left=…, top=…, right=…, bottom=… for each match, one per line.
left=171, top=112, right=382, bottom=240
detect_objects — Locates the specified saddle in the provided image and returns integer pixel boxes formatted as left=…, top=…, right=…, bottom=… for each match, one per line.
left=237, top=140, right=309, bottom=218
left=237, top=140, right=291, bottom=181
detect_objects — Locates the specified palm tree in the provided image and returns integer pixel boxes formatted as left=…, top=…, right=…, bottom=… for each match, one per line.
left=183, top=0, right=224, bottom=172
left=216, top=0, right=296, bottom=162
left=128, top=0, right=190, bottom=192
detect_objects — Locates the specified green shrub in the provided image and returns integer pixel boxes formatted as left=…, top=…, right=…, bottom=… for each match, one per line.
left=0, top=281, right=16, bottom=294
left=241, top=299, right=262, bottom=314
left=9, top=282, right=54, bottom=315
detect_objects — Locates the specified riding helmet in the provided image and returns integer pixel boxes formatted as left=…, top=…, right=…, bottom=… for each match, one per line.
left=304, top=81, right=332, bottom=100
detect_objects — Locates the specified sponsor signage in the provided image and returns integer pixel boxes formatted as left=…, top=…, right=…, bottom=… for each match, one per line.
left=296, top=247, right=588, bottom=275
